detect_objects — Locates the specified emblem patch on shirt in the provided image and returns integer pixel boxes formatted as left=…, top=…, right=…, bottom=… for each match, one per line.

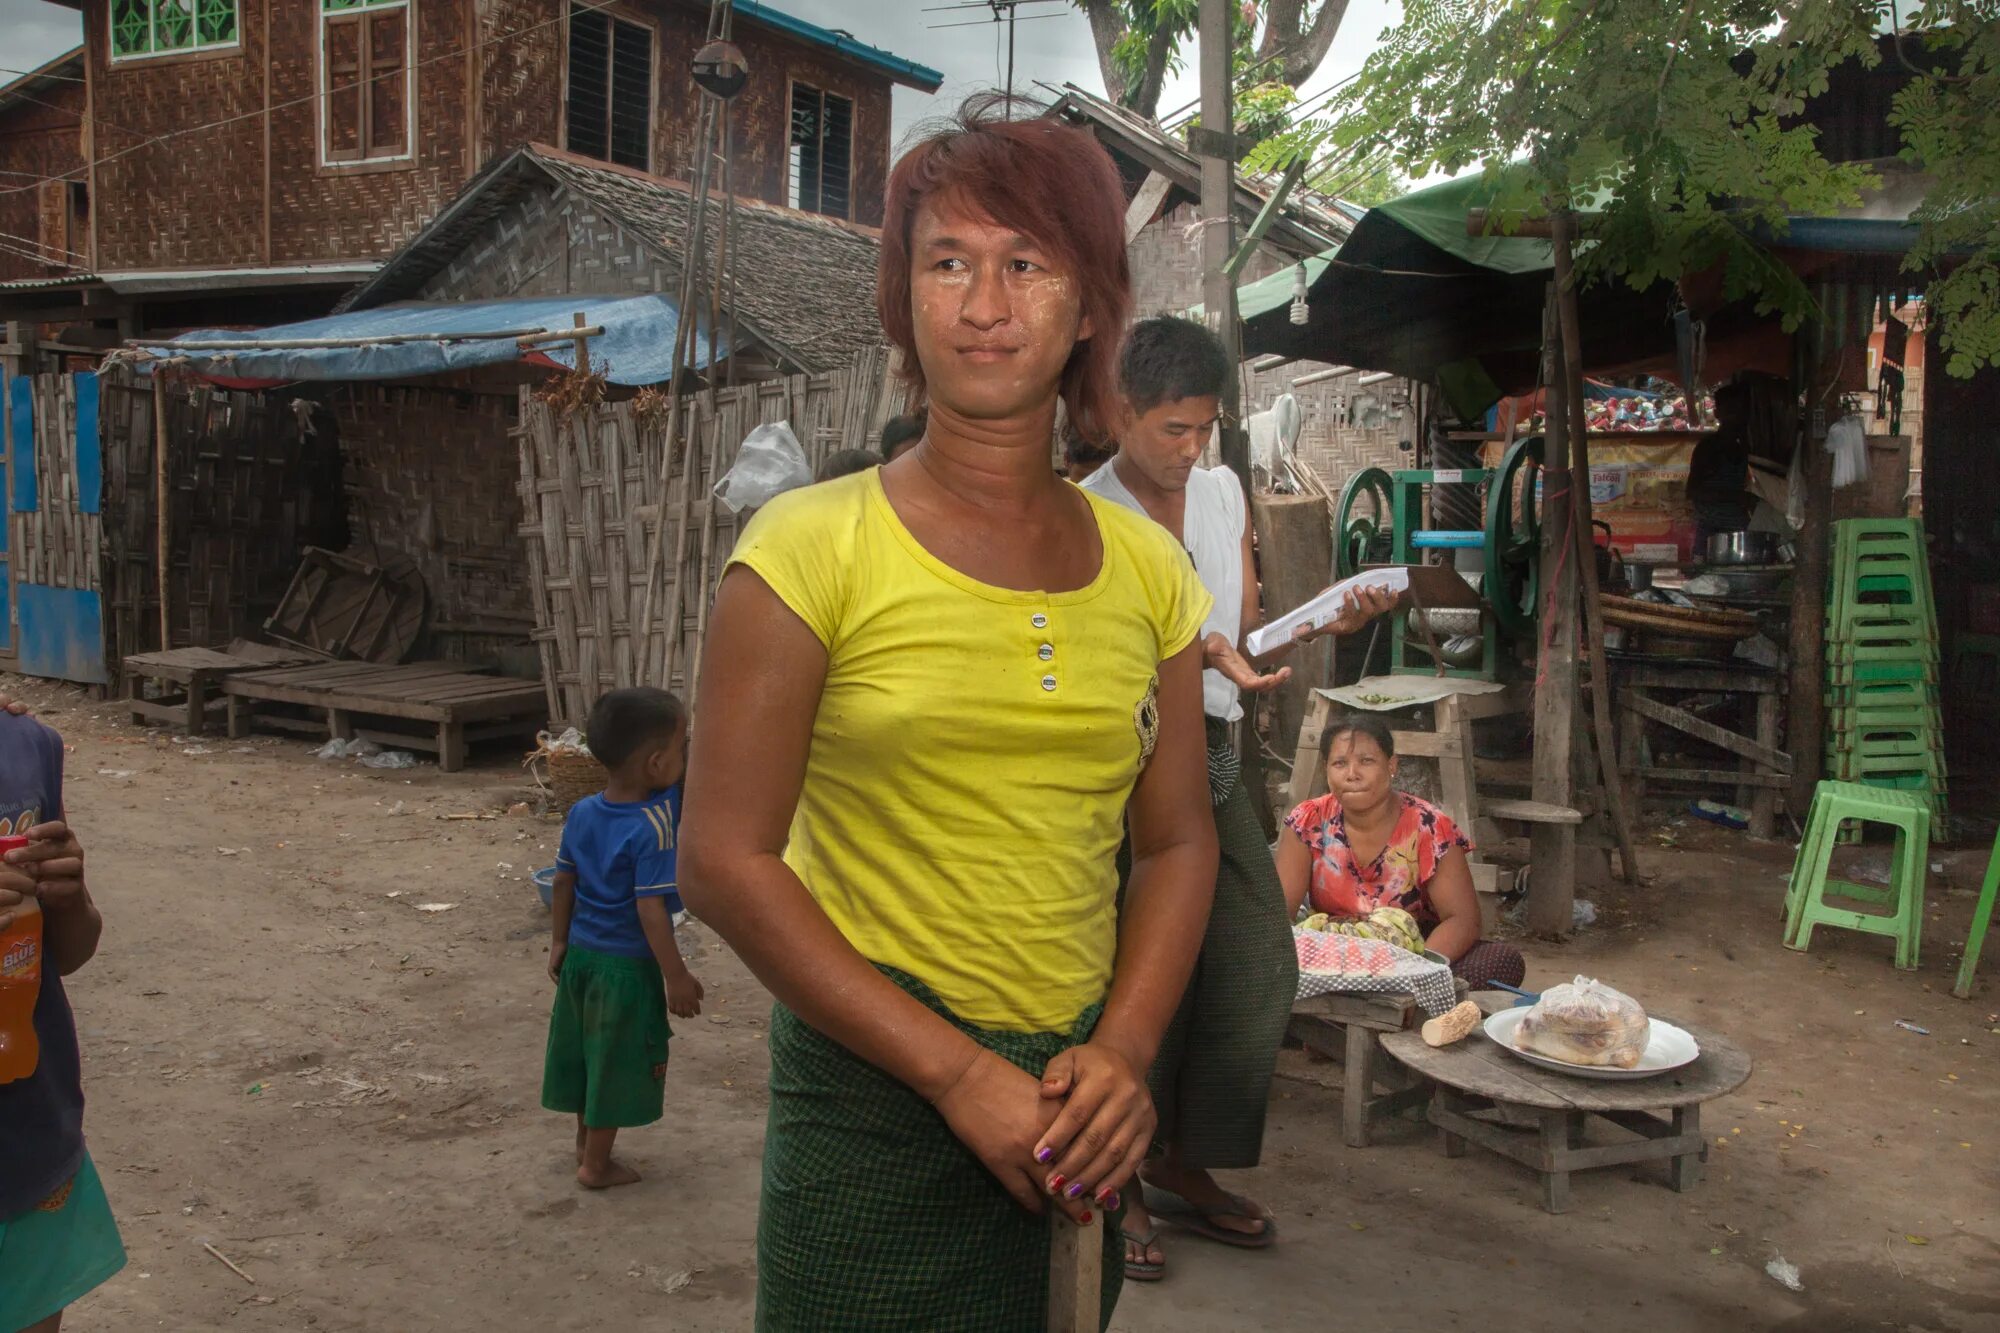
left=1134, top=674, right=1160, bottom=766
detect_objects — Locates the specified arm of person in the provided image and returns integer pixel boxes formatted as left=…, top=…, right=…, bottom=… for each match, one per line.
left=1275, top=822, right=1314, bottom=919
left=679, top=566, right=1084, bottom=1218
left=1420, top=846, right=1481, bottom=963
left=547, top=870, right=577, bottom=983
left=636, top=895, right=703, bottom=1018
left=3, top=819, right=103, bottom=976
left=1035, top=639, right=1217, bottom=1203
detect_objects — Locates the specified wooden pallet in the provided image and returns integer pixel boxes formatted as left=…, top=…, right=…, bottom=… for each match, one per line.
left=123, top=642, right=316, bottom=735
left=220, top=662, right=546, bottom=772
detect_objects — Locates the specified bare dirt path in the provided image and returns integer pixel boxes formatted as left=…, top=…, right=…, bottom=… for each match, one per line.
left=13, top=674, right=1997, bottom=1332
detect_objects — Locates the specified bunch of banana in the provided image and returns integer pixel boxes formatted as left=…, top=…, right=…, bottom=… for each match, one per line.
left=1297, top=906, right=1425, bottom=956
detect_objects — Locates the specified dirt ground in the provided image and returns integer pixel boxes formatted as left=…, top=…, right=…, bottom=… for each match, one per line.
left=10, top=671, right=1998, bottom=1333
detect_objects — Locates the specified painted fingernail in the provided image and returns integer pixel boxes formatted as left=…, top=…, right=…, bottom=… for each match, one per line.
left=1079, top=1211, right=1094, bottom=1225
left=1065, top=1181, right=1085, bottom=1199
left=1035, top=1147, right=1053, bottom=1164
left=1106, top=1191, right=1122, bottom=1211
left=1047, top=1174, right=1065, bottom=1194
left=1096, top=1187, right=1117, bottom=1207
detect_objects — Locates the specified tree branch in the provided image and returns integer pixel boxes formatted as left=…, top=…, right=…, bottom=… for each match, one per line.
left=1078, top=0, right=1133, bottom=106
left=1257, top=0, right=1352, bottom=88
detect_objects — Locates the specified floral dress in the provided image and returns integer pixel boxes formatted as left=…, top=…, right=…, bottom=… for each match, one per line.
left=1283, top=791, right=1473, bottom=931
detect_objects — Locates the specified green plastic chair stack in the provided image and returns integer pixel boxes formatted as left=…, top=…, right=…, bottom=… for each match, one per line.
left=1823, top=518, right=1946, bottom=826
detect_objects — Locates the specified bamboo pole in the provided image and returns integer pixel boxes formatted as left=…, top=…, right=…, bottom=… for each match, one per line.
left=1551, top=210, right=1639, bottom=883
left=151, top=366, right=170, bottom=650
left=637, top=88, right=720, bottom=670
left=1526, top=285, right=1579, bottom=937
left=127, top=326, right=599, bottom=352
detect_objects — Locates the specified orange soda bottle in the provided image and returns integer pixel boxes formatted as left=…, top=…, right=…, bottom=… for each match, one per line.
left=0, top=834, right=42, bottom=1084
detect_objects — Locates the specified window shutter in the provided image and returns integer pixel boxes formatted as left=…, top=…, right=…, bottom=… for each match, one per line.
left=367, top=9, right=408, bottom=156
left=566, top=7, right=611, bottom=163
left=325, top=14, right=364, bottom=161
left=607, top=19, right=652, bottom=170
left=821, top=93, right=852, bottom=220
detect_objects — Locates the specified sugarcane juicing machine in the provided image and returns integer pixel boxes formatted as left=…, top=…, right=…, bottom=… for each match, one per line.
left=1333, top=436, right=1546, bottom=681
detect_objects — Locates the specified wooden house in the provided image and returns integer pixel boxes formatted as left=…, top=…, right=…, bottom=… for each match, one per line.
left=0, top=0, right=940, bottom=363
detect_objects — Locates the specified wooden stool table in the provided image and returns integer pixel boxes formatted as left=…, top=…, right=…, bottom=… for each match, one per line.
left=1288, top=982, right=1468, bottom=1148
left=1380, top=1017, right=1751, bottom=1213
left=123, top=644, right=311, bottom=735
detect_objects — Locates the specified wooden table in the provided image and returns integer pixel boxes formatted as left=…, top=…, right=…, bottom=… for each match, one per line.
left=1610, top=656, right=1790, bottom=838
left=1381, top=1016, right=1751, bottom=1213
left=221, top=661, right=547, bottom=771
left=122, top=643, right=313, bottom=735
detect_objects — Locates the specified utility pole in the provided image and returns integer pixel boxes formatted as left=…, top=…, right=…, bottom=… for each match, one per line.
left=1194, top=0, right=1248, bottom=492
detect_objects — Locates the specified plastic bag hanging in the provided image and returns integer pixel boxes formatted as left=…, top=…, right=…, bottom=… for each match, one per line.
left=714, top=421, right=814, bottom=513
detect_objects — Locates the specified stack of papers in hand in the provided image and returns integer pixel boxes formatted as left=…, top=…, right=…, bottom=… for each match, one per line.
left=1243, top=567, right=1410, bottom=657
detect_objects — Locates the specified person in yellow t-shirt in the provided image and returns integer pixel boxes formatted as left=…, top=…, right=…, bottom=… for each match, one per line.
left=680, top=100, right=1218, bottom=1333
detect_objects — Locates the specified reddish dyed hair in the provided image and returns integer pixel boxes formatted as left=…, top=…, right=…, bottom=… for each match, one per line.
left=877, top=98, right=1132, bottom=445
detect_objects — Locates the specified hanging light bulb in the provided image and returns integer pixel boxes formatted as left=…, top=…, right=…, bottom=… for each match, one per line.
left=1289, top=261, right=1310, bottom=326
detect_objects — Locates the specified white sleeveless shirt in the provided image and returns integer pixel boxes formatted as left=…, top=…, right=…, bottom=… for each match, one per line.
left=1081, top=462, right=1247, bottom=722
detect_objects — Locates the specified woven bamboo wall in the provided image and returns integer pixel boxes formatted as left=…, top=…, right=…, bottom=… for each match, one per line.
left=8, top=375, right=101, bottom=595
left=73, top=0, right=901, bottom=277
left=481, top=1, right=893, bottom=225
left=0, top=76, right=87, bottom=282
left=518, top=345, right=899, bottom=725
left=82, top=4, right=270, bottom=271
left=327, top=383, right=531, bottom=660
left=417, top=189, right=600, bottom=302
left=96, top=366, right=346, bottom=667
left=263, top=0, right=471, bottom=265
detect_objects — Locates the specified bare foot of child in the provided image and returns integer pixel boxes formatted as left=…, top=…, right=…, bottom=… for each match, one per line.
left=575, top=1118, right=587, bottom=1165
left=576, top=1158, right=641, bottom=1189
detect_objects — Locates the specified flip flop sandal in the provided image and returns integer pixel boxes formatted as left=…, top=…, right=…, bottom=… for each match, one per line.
left=1121, top=1226, right=1166, bottom=1282
left=1143, top=1185, right=1278, bottom=1250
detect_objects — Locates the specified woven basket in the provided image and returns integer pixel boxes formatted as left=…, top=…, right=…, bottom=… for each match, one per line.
left=547, top=750, right=608, bottom=814
left=1598, top=593, right=1759, bottom=642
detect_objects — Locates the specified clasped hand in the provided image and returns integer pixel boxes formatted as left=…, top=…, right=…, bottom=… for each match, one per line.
left=933, top=1040, right=1153, bottom=1223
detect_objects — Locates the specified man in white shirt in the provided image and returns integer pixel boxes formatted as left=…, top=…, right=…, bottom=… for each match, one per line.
left=1081, top=316, right=1392, bottom=1281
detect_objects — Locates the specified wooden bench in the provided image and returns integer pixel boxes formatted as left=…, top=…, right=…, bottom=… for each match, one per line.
left=221, top=662, right=547, bottom=772
left=123, top=644, right=314, bottom=735
left=1288, top=981, right=1470, bottom=1148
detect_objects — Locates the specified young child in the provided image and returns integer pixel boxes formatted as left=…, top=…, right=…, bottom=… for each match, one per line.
left=543, top=687, right=703, bottom=1189
left=0, top=708, right=126, bottom=1333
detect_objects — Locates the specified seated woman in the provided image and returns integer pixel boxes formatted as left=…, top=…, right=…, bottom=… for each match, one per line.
left=1276, top=714, right=1526, bottom=990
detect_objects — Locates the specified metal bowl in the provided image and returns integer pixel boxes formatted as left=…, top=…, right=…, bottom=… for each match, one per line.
left=1705, top=530, right=1778, bottom=565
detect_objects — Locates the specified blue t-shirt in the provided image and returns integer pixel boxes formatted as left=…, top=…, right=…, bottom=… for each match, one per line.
left=556, top=786, right=682, bottom=958
left=0, top=713, right=85, bottom=1222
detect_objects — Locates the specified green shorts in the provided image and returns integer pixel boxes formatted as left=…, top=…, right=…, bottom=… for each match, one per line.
left=0, top=1152, right=127, bottom=1332
left=541, top=945, right=672, bottom=1128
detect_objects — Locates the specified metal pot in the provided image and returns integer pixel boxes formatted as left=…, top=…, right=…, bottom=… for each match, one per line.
left=1625, top=563, right=1656, bottom=592
left=1705, top=530, right=1779, bottom=565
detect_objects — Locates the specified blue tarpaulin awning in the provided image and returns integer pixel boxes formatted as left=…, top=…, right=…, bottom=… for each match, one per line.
left=137, top=294, right=731, bottom=387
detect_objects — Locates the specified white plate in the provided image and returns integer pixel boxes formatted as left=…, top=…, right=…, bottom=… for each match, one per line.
left=1481, top=1006, right=1701, bottom=1081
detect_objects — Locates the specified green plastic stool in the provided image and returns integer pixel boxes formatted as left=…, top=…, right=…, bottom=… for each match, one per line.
left=1954, top=835, right=1999, bottom=999
left=1783, top=780, right=1931, bottom=968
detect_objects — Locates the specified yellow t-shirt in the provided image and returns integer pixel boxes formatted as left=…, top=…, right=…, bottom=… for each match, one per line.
left=726, top=469, right=1211, bottom=1033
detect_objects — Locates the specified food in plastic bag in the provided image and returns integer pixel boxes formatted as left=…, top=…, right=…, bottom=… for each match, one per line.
left=1298, top=905, right=1425, bottom=956
left=713, top=421, right=813, bottom=513
left=1514, top=975, right=1650, bottom=1069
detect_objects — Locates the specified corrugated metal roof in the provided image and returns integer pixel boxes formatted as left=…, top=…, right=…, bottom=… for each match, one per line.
left=734, top=2, right=943, bottom=92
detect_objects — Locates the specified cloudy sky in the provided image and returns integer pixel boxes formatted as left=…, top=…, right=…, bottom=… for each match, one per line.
left=1, top=0, right=1399, bottom=149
